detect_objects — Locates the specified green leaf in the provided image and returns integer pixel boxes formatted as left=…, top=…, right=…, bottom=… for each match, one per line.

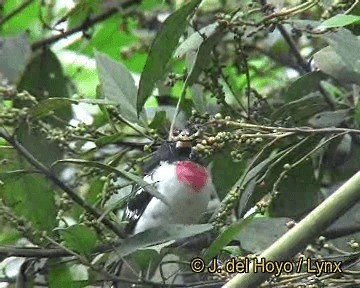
left=59, top=224, right=98, bottom=256
left=321, top=29, right=360, bottom=74
left=236, top=217, right=291, bottom=253
left=185, top=27, right=223, bottom=85
left=0, top=34, right=31, bottom=84
left=67, top=15, right=138, bottom=64
left=285, top=71, right=328, bottom=101
left=308, top=109, right=351, bottom=128
left=237, top=152, right=281, bottom=218
left=48, top=263, right=88, bottom=288
left=0, top=174, right=57, bottom=232
left=1, top=1, right=42, bottom=37
left=148, top=110, right=167, bottom=129
left=0, top=229, right=21, bottom=245
left=66, top=0, right=101, bottom=29
left=269, top=161, right=320, bottom=218
left=313, top=46, right=360, bottom=85
left=18, top=49, right=72, bottom=100
left=356, top=100, right=360, bottom=126
left=116, top=224, right=213, bottom=258
left=95, top=52, right=147, bottom=125
left=16, top=121, right=64, bottom=169
left=190, top=83, right=207, bottom=113
left=210, top=154, right=245, bottom=200
left=203, top=215, right=255, bottom=263
left=130, top=248, right=163, bottom=276
left=94, top=133, right=124, bottom=147
left=137, top=0, right=202, bottom=115
left=271, top=93, right=329, bottom=125
left=175, top=23, right=219, bottom=58
left=319, top=14, right=360, bottom=29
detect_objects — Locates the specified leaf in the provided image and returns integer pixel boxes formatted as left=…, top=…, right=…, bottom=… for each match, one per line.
left=1, top=1, right=42, bottom=36
left=313, top=46, right=360, bottom=85
left=285, top=71, right=328, bottom=101
left=175, top=22, right=219, bottom=58
left=185, top=27, right=223, bottom=85
left=271, top=93, right=329, bottom=125
left=190, top=83, right=207, bottom=113
left=116, top=224, right=213, bottom=258
left=0, top=174, right=57, bottom=232
left=58, top=224, right=98, bottom=256
left=95, top=52, right=147, bottom=125
left=66, top=0, right=101, bottom=29
left=137, top=0, right=202, bottom=115
left=17, top=49, right=73, bottom=123
left=356, top=100, right=360, bottom=126
left=318, top=14, right=360, bottom=29
left=308, top=109, right=350, bottom=128
left=130, top=248, right=163, bottom=276
left=148, top=110, right=167, bottom=129
left=16, top=121, right=64, bottom=169
left=237, top=152, right=281, bottom=218
left=203, top=214, right=255, bottom=263
left=210, top=154, right=246, bottom=200
left=94, top=133, right=124, bottom=147
left=53, top=159, right=169, bottom=206
left=236, top=217, right=291, bottom=253
left=321, top=29, right=360, bottom=74
left=48, top=263, right=88, bottom=288
left=268, top=161, right=320, bottom=218
left=0, top=34, right=31, bottom=84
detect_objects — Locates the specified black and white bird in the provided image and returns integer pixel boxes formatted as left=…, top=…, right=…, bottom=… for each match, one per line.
left=123, top=132, right=215, bottom=235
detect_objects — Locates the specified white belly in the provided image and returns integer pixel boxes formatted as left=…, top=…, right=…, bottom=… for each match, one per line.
left=133, top=162, right=213, bottom=234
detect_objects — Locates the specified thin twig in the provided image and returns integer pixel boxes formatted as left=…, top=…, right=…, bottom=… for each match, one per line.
left=211, top=120, right=360, bottom=135
left=0, top=129, right=125, bottom=238
left=0, top=0, right=34, bottom=27
left=169, top=82, right=187, bottom=140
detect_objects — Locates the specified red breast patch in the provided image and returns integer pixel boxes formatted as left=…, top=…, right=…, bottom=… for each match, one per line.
left=176, top=161, right=208, bottom=192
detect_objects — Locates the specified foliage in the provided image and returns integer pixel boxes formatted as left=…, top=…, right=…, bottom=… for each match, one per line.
left=1, top=0, right=360, bottom=287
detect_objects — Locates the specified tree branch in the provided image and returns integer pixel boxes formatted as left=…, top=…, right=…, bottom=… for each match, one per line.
left=0, top=129, right=125, bottom=238
left=277, top=23, right=311, bottom=73
left=31, top=0, right=142, bottom=51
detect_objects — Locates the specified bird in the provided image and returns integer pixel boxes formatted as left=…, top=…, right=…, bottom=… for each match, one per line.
left=109, top=130, right=216, bottom=287
left=123, top=130, right=215, bottom=235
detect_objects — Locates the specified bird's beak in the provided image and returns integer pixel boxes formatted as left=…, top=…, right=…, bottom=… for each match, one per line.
left=175, top=140, right=192, bottom=149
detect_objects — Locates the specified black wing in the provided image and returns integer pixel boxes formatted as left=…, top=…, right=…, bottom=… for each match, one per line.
left=123, top=183, right=153, bottom=234
left=123, top=141, right=192, bottom=234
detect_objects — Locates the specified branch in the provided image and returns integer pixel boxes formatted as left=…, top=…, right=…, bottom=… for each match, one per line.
left=211, top=120, right=360, bottom=135
left=223, top=171, right=360, bottom=288
left=31, top=0, right=142, bottom=51
left=277, top=24, right=311, bottom=73
left=0, top=0, right=34, bottom=27
left=0, top=129, right=125, bottom=238
left=0, top=240, right=122, bottom=258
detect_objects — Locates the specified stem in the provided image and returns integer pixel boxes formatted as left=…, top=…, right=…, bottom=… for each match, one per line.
left=213, top=120, right=360, bottom=135
left=169, top=82, right=187, bottom=140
